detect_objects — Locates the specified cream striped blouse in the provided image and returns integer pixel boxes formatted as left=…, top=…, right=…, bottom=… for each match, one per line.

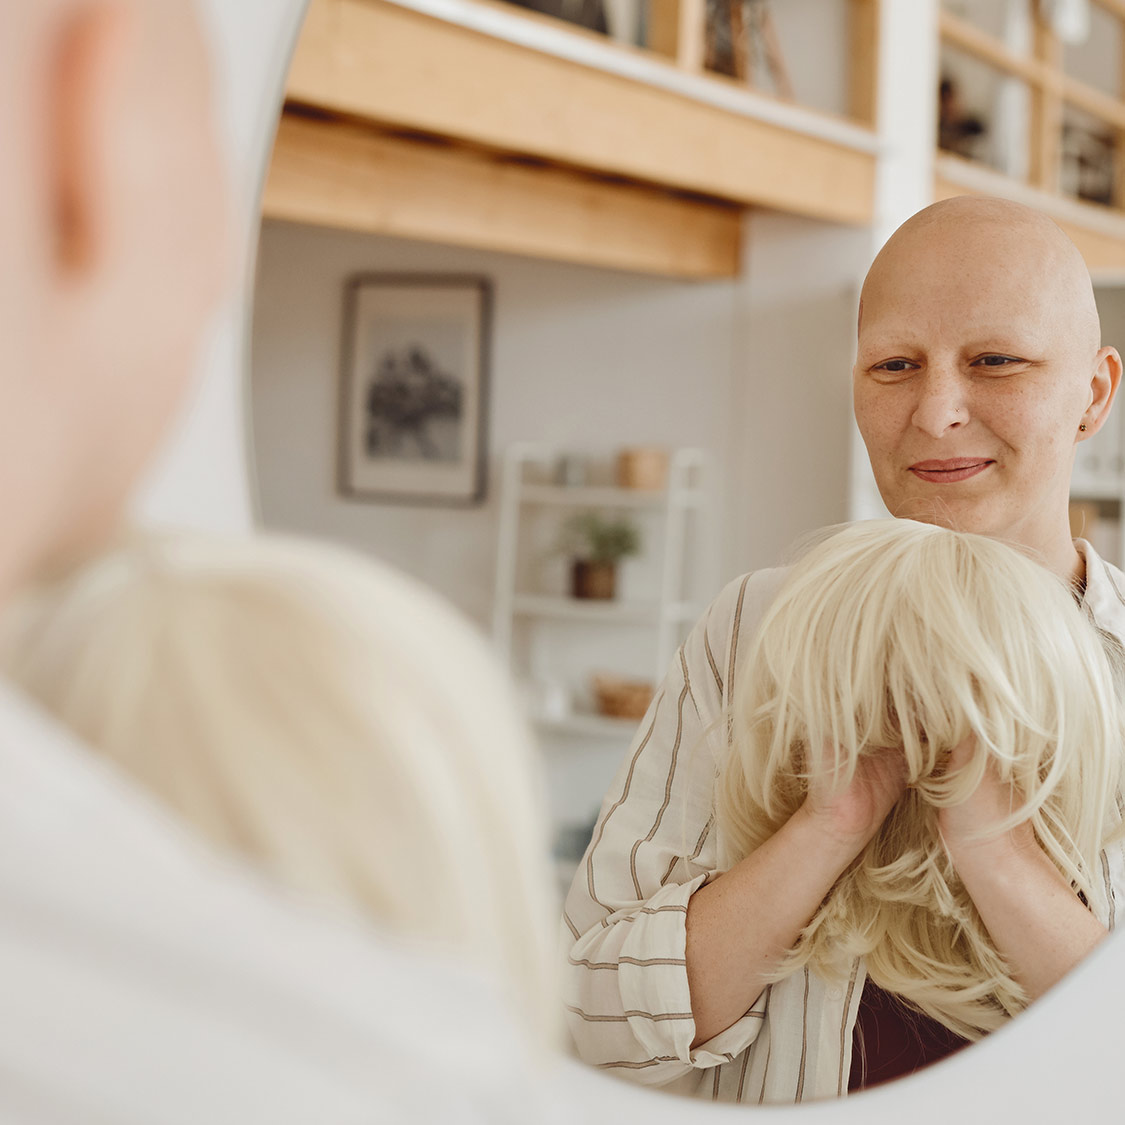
left=561, top=539, right=1125, bottom=1104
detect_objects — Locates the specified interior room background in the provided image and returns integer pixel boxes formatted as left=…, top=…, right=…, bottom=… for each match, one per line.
left=247, top=0, right=1125, bottom=870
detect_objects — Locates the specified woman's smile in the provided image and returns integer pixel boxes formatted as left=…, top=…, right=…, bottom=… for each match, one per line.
left=908, top=458, right=995, bottom=483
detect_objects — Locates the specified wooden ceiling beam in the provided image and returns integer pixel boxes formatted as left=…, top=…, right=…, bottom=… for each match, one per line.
left=262, top=111, right=743, bottom=279
left=286, top=0, right=875, bottom=225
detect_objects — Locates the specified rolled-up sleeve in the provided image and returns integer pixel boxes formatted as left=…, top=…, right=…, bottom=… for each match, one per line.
left=560, top=571, right=783, bottom=1085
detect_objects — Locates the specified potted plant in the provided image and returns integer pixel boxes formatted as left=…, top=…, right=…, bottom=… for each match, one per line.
left=558, top=511, right=642, bottom=599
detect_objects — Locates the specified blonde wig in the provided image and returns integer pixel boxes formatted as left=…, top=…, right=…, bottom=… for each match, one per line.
left=0, top=532, right=555, bottom=1035
left=716, top=519, right=1125, bottom=1039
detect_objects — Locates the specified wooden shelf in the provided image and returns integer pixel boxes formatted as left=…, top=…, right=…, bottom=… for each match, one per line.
left=512, top=594, right=699, bottom=623
left=939, top=3, right=1125, bottom=221
left=519, top=484, right=704, bottom=508
left=263, top=111, right=742, bottom=279
left=283, top=0, right=876, bottom=227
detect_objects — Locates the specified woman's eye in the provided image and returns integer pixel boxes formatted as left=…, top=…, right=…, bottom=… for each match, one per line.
left=874, top=359, right=915, bottom=373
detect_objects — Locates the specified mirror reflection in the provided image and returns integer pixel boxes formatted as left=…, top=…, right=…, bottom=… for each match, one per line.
left=247, top=0, right=1125, bottom=1107
left=13, top=0, right=1125, bottom=1115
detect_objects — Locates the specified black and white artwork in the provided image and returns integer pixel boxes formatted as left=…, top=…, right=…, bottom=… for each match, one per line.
left=339, top=276, right=491, bottom=504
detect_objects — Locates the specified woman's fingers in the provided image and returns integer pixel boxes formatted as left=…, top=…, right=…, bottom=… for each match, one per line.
left=936, top=735, right=1036, bottom=856
left=802, top=742, right=908, bottom=849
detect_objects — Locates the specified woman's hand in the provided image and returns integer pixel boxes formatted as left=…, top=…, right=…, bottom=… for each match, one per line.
left=800, top=743, right=908, bottom=850
left=935, top=735, right=1036, bottom=863
left=688, top=743, right=906, bottom=1047
left=931, top=734, right=1107, bottom=998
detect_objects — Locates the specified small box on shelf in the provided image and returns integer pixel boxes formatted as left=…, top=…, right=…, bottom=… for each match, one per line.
left=615, top=446, right=669, bottom=491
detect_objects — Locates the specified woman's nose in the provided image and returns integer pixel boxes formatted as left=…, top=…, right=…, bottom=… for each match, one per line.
left=910, top=366, right=969, bottom=439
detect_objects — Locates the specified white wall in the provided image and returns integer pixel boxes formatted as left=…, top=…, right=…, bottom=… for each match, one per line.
left=252, top=220, right=735, bottom=629
left=250, top=213, right=866, bottom=829
left=728, top=211, right=869, bottom=570
left=251, top=217, right=865, bottom=622
left=765, top=0, right=850, bottom=115
left=850, top=0, right=939, bottom=521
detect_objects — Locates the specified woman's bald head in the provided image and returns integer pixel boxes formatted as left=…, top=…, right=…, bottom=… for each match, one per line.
left=852, top=196, right=1123, bottom=578
left=859, top=196, right=1101, bottom=356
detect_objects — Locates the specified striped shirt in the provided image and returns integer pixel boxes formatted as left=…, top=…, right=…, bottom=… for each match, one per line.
left=561, top=538, right=1125, bottom=1104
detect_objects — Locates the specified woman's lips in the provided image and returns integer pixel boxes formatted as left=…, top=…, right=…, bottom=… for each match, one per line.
left=908, top=458, right=994, bottom=483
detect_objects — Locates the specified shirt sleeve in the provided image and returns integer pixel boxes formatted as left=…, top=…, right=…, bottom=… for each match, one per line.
left=560, top=571, right=780, bottom=1085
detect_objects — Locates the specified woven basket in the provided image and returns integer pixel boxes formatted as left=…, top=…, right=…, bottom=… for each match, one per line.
left=592, top=674, right=655, bottom=720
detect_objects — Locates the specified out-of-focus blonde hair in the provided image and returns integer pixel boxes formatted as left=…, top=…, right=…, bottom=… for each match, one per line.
left=0, top=532, right=555, bottom=1035
left=716, top=519, right=1125, bottom=1040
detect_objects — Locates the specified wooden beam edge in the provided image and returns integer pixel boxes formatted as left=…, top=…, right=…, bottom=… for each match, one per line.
left=262, top=113, right=744, bottom=279
left=286, top=0, right=875, bottom=226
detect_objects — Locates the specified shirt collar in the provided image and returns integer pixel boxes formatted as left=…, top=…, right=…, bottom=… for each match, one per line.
left=1076, top=538, right=1125, bottom=641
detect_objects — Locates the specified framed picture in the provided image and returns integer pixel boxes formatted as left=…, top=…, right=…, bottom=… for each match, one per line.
left=338, top=274, right=492, bottom=505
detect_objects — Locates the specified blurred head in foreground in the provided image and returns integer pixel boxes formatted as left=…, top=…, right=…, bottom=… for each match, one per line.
left=0, top=532, right=556, bottom=1035
left=717, top=519, right=1125, bottom=1039
left=0, top=0, right=228, bottom=608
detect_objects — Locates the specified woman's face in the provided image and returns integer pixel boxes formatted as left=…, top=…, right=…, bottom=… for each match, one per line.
left=852, top=205, right=1118, bottom=567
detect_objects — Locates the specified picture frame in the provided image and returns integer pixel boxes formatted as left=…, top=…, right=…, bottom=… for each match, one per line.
left=338, top=274, right=492, bottom=505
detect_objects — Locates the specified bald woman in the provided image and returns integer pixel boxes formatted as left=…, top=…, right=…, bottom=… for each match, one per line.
left=562, top=198, right=1125, bottom=1103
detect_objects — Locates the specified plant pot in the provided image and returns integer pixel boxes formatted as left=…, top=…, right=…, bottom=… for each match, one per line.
left=572, top=559, right=617, bottom=599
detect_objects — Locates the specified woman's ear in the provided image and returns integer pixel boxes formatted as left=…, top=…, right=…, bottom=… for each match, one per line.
left=49, top=3, right=132, bottom=276
left=1081, top=346, right=1124, bottom=439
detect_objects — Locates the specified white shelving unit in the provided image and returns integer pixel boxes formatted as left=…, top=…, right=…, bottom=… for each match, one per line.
left=492, top=443, right=714, bottom=742
left=510, top=594, right=700, bottom=624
